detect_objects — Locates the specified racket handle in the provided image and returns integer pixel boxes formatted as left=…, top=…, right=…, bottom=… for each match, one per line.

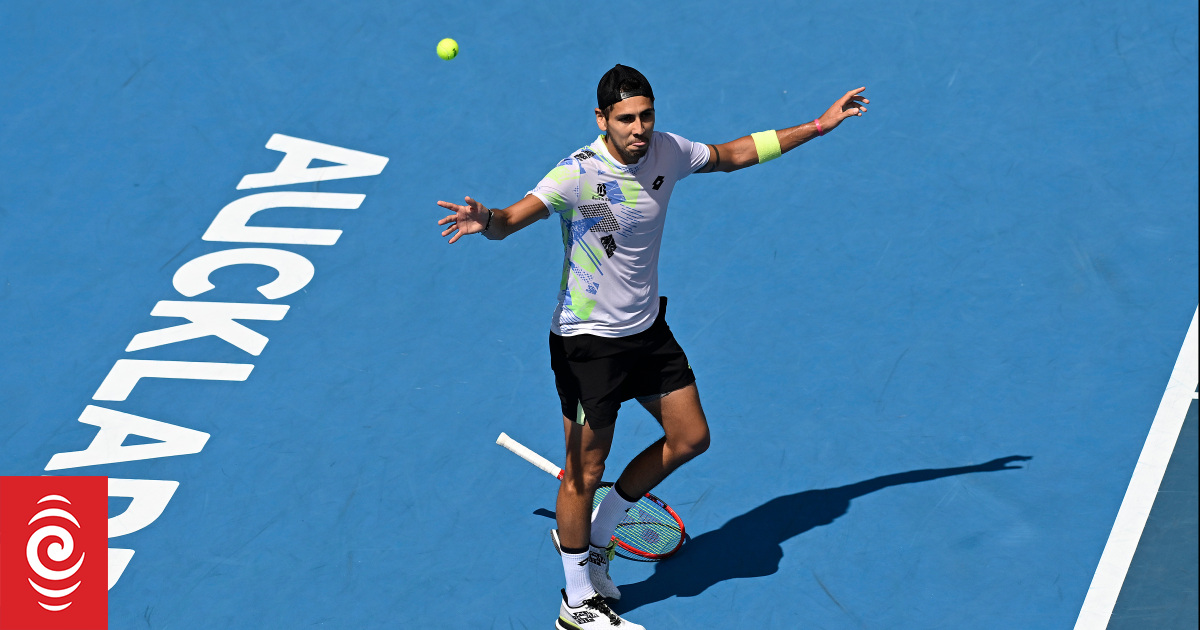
left=496, top=432, right=564, bottom=480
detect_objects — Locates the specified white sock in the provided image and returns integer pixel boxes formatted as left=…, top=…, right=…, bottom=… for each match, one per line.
left=590, top=486, right=637, bottom=549
left=561, top=548, right=596, bottom=607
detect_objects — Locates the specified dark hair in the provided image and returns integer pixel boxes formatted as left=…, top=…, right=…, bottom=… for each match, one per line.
left=597, top=64, right=654, bottom=114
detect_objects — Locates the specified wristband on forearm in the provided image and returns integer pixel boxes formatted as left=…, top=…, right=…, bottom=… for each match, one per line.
left=480, top=208, right=494, bottom=238
left=750, top=130, right=782, bottom=164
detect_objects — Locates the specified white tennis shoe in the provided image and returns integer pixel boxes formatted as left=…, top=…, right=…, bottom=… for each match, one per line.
left=551, top=528, right=622, bottom=601
left=556, top=589, right=644, bottom=630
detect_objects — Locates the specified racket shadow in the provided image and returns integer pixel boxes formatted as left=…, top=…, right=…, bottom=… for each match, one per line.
left=615, top=455, right=1033, bottom=613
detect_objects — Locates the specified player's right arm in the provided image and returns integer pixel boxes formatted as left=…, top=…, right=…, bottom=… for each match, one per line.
left=436, top=194, right=549, bottom=243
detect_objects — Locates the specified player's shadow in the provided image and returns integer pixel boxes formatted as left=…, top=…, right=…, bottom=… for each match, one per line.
left=615, top=455, right=1032, bottom=613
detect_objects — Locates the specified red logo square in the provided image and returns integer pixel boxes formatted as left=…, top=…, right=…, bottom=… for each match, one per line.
left=0, top=477, right=108, bottom=630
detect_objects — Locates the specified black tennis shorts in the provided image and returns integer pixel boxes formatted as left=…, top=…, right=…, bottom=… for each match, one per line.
left=549, top=296, right=696, bottom=429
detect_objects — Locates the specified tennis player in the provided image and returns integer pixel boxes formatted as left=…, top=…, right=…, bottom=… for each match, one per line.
left=438, top=64, right=867, bottom=629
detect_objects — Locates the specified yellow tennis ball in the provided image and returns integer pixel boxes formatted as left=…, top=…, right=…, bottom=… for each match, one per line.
left=437, top=38, right=458, bottom=60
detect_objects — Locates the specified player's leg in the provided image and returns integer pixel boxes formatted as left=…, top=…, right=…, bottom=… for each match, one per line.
left=557, top=413, right=614, bottom=551
left=554, top=415, right=645, bottom=630
left=551, top=330, right=618, bottom=553
left=556, top=415, right=625, bottom=602
left=586, top=383, right=709, bottom=570
left=589, top=298, right=708, bottom=557
left=618, top=383, right=710, bottom=497
left=548, top=331, right=643, bottom=626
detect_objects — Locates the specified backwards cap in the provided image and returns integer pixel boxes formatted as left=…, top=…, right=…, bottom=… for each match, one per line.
left=597, top=64, right=654, bottom=111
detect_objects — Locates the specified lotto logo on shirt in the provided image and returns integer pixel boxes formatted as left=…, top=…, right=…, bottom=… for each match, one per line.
left=0, top=476, right=108, bottom=630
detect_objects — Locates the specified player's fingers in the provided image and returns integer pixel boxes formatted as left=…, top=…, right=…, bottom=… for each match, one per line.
left=838, top=88, right=864, bottom=104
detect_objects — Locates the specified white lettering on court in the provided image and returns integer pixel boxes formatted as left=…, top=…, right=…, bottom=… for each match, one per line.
left=42, top=134, right=389, bottom=591
left=45, top=406, right=210, bottom=471
left=93, top=360, right=254, bottom=402
left=172, top=248, right=315, bottom=299
left=203, top=191, right=365, bottom=246
left=236, top=134, right=388, bottom=190
left=126, top=301, right=290, bottom=356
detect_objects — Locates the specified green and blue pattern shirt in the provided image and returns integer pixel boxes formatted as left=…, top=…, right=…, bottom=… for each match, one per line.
left=530, top=131, right=710, bottom=337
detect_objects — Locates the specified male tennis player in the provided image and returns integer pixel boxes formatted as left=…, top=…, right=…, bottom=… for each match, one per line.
left=438, top=65, right=867, bottom=629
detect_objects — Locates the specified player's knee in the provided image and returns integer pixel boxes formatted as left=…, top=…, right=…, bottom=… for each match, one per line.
left=686, top=429, right=710, bottom=459
left=668, top=428, right=709, bottom=462
left=562, top=461, right=606, bottom=494
left=582, top=460, right=606, bottom=490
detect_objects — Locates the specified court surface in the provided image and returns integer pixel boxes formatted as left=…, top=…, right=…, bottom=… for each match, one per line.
left=1, top=1, right=1196, bottom=628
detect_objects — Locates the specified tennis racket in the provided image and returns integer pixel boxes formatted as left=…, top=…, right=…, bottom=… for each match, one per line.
left=496, top=432, right=685, bottom=561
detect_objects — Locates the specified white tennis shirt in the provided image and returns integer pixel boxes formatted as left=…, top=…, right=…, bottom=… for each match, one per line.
left=529, top=131, right=710, bottom=337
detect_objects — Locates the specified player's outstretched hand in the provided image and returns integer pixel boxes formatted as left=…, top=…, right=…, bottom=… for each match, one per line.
left=437, top=196, right=489, bottom=244
left=817, top=87, right=869, bottom=135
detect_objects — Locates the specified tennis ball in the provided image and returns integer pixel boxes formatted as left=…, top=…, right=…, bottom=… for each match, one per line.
left=436, top=38, right=458, bottom=60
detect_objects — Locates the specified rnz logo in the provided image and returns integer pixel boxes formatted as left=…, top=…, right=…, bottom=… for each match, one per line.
left=28, top=495, right=88, bottom=611
left=1, top=477, right=108, bottom=630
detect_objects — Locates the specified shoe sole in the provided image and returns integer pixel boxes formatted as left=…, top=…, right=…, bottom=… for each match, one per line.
left=556, top=617, right=580, bottom=630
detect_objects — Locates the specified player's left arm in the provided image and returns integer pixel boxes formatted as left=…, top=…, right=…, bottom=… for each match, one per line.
left=696, top=87, right=868, bottom=174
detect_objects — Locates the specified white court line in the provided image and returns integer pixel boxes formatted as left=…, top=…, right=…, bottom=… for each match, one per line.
left=1075, top=307, right=1199, bottom=630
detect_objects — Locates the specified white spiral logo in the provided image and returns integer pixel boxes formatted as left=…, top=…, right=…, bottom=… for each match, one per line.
left=26, top=495, right=86, bottom=612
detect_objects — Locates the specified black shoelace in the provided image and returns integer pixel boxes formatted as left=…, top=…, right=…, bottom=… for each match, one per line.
left=581, top=594, right=622, bottom=625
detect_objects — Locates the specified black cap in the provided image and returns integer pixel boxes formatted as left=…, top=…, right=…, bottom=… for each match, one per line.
left=597, top=64, right=654, bottom=111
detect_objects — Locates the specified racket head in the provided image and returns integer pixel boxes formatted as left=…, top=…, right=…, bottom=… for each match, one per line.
left=593, top=482, right=684, bottom=561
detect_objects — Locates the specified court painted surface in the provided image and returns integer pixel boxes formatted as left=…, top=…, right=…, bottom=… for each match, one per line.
left=1, top=1, right=1196, bottom=628
left=1110, top=391, right=1198, bottom=629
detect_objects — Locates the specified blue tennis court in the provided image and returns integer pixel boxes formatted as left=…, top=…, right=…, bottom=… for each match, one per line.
left=1, top=1, right=1196, bottom=628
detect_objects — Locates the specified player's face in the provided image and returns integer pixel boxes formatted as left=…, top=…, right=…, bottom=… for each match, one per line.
left=596, top=96, right=655, bottom=165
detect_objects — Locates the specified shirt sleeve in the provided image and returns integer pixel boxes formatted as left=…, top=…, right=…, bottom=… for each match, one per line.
left=527, top=156, right=583, bottom=216
left=660, top=132, right=712, bottom=180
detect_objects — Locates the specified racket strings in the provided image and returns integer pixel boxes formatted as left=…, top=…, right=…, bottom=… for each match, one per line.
left=615, top=520, right=681, bottom=555
left=593, top=485, right=683, bottom=558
